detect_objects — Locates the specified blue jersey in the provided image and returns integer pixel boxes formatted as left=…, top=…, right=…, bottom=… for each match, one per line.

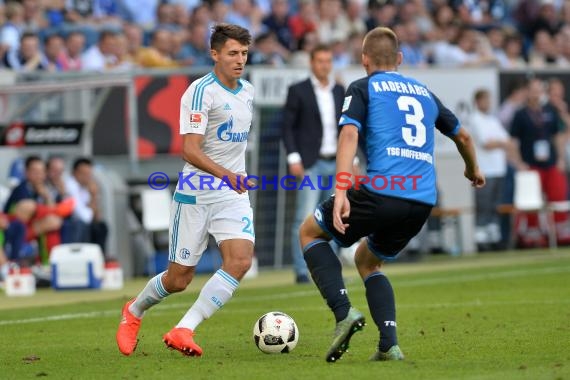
left=339, top=71, right=460, bottom=205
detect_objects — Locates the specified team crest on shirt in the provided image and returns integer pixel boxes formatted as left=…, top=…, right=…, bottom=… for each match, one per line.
left=342, top=96, right=352, bottom=112
left=179, top=248, right=190, bottom=259
left=189, top=112, right=202, bottom=128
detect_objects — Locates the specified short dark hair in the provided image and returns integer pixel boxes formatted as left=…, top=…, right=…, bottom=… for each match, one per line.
left=474, top=89, right=489, bottom=102
left=362, top=27, right=399, bottom=67
left=210, top=23, right=252, bottom=52
left=73, top=157, right=93, bottom=172
left=310, top=44, right=332, bottom=60
left=44, top=33, right=63, bottom=45
left=46, top=155, right=65, bottom=169
left=25, top=155, right=43, bottom=170
left=20, top=31, right=38, bottom=43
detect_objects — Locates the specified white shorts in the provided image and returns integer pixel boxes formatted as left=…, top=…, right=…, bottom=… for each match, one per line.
left=168, top=196, right=255, bottom=266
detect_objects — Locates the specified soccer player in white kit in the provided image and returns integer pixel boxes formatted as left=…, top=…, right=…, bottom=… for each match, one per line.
left=117, top=24, right=255, bottom=357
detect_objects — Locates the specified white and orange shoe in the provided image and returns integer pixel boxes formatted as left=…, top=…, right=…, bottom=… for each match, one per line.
left=116, top=299, right=141, bottom=356
left=163, top=327, right=203, bottom=357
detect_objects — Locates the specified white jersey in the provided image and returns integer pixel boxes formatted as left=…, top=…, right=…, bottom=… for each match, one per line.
left=176, top=72, right=254, bottom=204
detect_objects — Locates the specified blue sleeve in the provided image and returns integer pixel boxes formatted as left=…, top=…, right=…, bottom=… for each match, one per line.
left=339, top=78, right=368, bottom=132
left=431, top=92, right=460, bottom=137
left=3, top=183, right=29, bottom=213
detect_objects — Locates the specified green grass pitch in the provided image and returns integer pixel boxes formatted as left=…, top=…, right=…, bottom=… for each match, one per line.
left=1, top=250, right=569, bottom=380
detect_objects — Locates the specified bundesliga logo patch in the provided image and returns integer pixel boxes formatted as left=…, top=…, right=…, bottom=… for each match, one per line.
left=190, top=112, right=202, bottom=123
left=189, top=112, right=202, bottom=128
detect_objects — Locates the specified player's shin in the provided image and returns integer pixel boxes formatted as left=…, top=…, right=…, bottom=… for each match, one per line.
left=176, top=269, right=238, bottom=330
left=129, top=271, right=170, bottom=318
left=303, top=240, right=351, bottom=322
left=364, top=272, right=398, bottom=352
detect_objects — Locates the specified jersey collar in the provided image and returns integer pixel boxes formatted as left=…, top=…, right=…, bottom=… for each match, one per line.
left=211, top=71, right=243, bottom=95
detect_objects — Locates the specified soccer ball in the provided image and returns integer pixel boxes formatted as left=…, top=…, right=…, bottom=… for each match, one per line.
left=253, top=311, right=299, bottom=354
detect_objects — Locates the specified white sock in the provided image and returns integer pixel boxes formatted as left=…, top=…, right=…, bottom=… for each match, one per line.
left=129, top=271, right=170, bottom=318
left=176, top=269, right=238, bottom=331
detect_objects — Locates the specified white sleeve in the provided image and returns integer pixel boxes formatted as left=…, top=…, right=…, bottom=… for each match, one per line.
left=180, top=85, right=212, bottom=135
left=65, top=178, right=94, bottom=223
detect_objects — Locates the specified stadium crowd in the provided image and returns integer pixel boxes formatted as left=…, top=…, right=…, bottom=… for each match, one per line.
left=0, top=0, right=569, bottom=71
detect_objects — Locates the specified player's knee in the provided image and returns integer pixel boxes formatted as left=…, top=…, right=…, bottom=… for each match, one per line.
left=163, top=275, right=191, bottom=293
left=227, top=255, right=252, bottom=278
left=299, top=217, right=316, bottom=248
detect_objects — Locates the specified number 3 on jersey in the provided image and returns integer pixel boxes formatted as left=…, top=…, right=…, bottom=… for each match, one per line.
left=397, top=95, right=426, bottom=148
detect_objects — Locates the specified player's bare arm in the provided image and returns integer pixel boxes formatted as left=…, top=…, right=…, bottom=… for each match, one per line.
left=182, top=134, right=253, bottom=193
left=451, top=127, right=486, bottom=188
left=333, top=124, right=359, bottom=234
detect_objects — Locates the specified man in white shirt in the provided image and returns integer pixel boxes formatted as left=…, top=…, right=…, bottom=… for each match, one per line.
left=81, top=30, right=118, bottom=71
left=468, top=89, right=513, bottom=251
left=65, top=157, right=108, bottom=253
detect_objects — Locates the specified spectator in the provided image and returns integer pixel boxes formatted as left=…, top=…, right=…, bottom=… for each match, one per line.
left=44, top=33, right=65, bottom=72
left=547, top=77, right=570, bottom=130
left=262, top=0, right=294, bottom=52
left=281, top=44, right=345, bottom=284
left=112, top=32, right=137, bottom=70
left=65, top=0, right=96, bottom=24
left=510, top=78, right=570, bottom=246
left=288, top=30, right=318, bottom=67
left=486, top=26, right=509, bottom=67
left=175, top=21, right=212, bottom=66
left=136, top=28, right=179, bottom=68
left=3, top=31, right=48, bottom=71
left=317, top=0, right=350, bottom=45
left=3, top=156, right=73, bottom=263
left=45, top=0, right=66, bottom=28
left=344, top=0, right=366, bottom=37
left=58, top=30, right=85, bottom=71
left=288, top=0, right=318, bottom=42
left=502, top=32, right=527, bottom=68
left=65, top=158, right=108, bottom=254
left=547, top=77, right=570, bottom=198
left=530, top=0, right=563, bottom=38
left=399, top=20, right=428, bottom=67
left=437, top=27, right=498, bottom=67
left=468, top=89, right=512, bottom=251
left=554, top=25, right=570, bottom=66
left=93, top=0, right=123, bottom=26
left=498, top=79, right=528, bottom=130
left=46, top=155, right=78, bottom=245
left=171, top=3, right=191, bottom=29
left=81, top=29, right=118, bottom=71
left=166, top=0, right=201, bottom=13
left=497, top=78, right=528, bottom=247
left=118, top=0, right=160, bottom=29
left=528, top=29, right=559, bottom=67
left=248, top=31, right=288, bottom=66
left=0, top=2, right=26, bottom=53
left=22, top=0, right=48, bottom=30
left=1, top=201, right=38, bottom=268
left=225, top=0, right=266, bottom=38
left=123, top=22, right=144, bottom=59
left=46, top=155, right=68, bottom=203
left=156, top=2, right=179, bottom=31
left=455, top=0, right=507, bottom=30
left=365, top=0, right=397, bottom=31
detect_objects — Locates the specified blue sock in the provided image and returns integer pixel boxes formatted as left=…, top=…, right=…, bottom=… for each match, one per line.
left=365, top=272, right=398, bottom=352
left=304, top=240, right=351, bottom=322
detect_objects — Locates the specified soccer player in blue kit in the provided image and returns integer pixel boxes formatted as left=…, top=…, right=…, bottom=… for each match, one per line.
left=299, top=27, right=486, bottom=362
